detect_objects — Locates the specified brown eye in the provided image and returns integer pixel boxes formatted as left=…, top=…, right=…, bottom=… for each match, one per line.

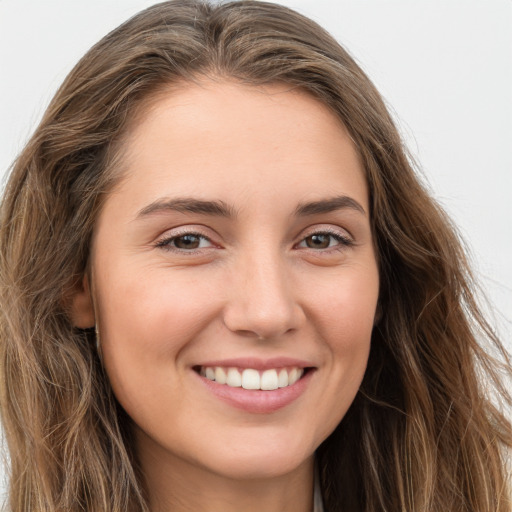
left=297, top=232, right=353, bottom=251
left=173, top=234, right=201, bottom=249
left=157, top=233, right=213, bottom=251
left=305, top=234, right=331, bottom=249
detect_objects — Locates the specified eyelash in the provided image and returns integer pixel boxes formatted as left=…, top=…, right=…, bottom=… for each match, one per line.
left=296, top=230, right=354, bottom=252
left=155, top=229, right=354, bottom=254
left=155, top=231, right=212, bottom=254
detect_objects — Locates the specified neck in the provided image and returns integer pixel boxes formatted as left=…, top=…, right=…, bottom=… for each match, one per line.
left=136, top=431, right=315, bottom=512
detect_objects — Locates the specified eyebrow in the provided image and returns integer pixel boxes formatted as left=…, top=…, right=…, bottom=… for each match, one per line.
left=135, top=194, right=366, bottom=220
left=136, top=198, right=238, bottom=219
left=294, top=195, right=366, bottom=216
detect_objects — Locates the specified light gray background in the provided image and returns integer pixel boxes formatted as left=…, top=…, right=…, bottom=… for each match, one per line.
left=1, top=0, right=511, bottom=497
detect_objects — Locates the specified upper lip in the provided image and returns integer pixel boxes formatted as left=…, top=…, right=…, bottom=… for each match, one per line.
left=194, top=357, right=315, bottom=371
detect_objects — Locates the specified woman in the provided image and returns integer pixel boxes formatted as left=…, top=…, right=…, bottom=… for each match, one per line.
left=0, top=1, right=510, bottom=511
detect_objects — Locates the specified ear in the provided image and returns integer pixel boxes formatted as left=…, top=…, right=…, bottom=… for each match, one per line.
left=69, top=275, right=96, bottom=328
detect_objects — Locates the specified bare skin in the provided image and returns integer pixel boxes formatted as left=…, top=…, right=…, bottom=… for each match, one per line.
left=72, top=80, right=379, bottom=512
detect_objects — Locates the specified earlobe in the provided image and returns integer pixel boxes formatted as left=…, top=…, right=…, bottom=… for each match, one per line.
left=70, top=275, right=96, bottom=328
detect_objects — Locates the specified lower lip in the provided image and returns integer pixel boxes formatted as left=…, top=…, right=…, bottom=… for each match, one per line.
left=195, top=370, right=314, bottom=414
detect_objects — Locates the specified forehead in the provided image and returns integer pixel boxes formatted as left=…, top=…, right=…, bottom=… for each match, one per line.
left=110, top=79, right=368, bottom=216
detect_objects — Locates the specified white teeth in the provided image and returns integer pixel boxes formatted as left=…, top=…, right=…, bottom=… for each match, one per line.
left=200, top=366, right=306, bottom=390
left=226, top=367, right=242, bottom=387
left=278, top=368, right=288, bottom=388
left=260, top=369, right=279, bottom=390
left=242, top=369, right=260, bottom=390
left=288, top=368, right=300, bottom=385
left=289, top=368, right=304, bottom=385
left=214, top=367, right=227, bottom=384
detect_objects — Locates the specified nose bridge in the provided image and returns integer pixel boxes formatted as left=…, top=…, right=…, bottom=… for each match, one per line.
left=223, top=245, right=302, bottom=339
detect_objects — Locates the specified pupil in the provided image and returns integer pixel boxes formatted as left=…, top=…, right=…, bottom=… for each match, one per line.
left=175, top=235, right=199, bottom=249
left=307, top=234, right=329, bottom=249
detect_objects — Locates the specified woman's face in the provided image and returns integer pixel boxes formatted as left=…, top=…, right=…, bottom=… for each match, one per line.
left=74, top=80, right=379, bottom=481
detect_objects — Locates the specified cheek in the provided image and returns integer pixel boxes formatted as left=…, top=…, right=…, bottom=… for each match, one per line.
left=97, top=265, right=222, bottom=351
left=94, top=266, right=223, bottom=406
left=304, top=261, right=379, bottom=346
left=305, top=263, right=378, bottom=423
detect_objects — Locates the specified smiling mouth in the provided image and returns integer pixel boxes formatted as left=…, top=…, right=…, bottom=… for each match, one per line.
left=193, top=366, right=311, bottom=390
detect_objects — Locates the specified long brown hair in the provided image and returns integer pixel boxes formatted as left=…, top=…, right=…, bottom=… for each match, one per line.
left=1, top=1, right=510, bottom=510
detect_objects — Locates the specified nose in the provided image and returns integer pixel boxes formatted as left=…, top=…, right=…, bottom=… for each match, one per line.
left=222, top=250, right=305, bottom=340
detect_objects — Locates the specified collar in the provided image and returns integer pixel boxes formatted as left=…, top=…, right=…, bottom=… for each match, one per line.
left=313, top=464, right=324, bottom=512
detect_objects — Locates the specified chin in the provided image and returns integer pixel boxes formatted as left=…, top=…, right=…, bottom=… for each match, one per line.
left=194, top=432, right=315, bottom=481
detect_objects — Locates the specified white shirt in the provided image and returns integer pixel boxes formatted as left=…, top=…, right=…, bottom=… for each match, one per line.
left=313, top=466, right=324, bottom=512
